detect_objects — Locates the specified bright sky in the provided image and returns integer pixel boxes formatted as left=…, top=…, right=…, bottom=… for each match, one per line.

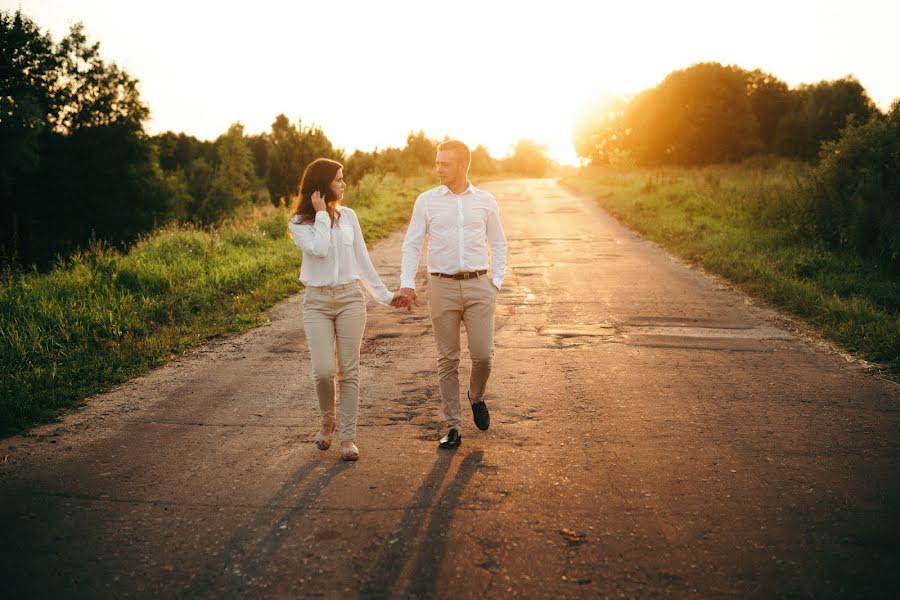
left=4, top=0, right=899, bottom=164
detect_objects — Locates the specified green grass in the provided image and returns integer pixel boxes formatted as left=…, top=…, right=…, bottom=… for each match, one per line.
left=0, top=173, right=423, bottom=436
left=561, top=162, right=900, bottom=371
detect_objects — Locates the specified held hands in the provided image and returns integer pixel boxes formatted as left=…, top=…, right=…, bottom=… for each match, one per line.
left=390, top=295, right=409, bottom=310
left=311, top=191, right=327, bottom=212
left=390, top=287, right=421, bottom=312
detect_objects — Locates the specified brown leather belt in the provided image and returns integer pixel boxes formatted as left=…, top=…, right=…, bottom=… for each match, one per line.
left=430, top=270, right=488, bottom=280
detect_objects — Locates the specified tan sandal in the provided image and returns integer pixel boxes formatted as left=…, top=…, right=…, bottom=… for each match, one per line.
left=315, top=423, right=334, bottom=451
left=340, top=441, right=359, bottom=461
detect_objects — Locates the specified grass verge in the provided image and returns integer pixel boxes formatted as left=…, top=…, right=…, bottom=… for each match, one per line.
left=0, top=173, right=423, bottom=435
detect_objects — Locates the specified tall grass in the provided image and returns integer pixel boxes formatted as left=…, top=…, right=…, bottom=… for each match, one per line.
left=0, top=173, right=423, bottom=435
left=561, top=161, right=900, bottom=371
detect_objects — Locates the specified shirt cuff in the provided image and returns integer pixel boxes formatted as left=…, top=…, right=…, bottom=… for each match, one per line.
left=400, top=278, right=416, bottom=290
left=492, top=277, right=503, bottom=290
left=315, top=211, right=329, bottom=221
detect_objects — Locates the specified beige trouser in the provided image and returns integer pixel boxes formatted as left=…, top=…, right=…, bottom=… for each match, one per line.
left=302, top=282, right=367, bottom=441
left=427, top=274, right=497, bottom=430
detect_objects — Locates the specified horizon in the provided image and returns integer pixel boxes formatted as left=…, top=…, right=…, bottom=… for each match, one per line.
left=3, top=0, right=899, bottom=165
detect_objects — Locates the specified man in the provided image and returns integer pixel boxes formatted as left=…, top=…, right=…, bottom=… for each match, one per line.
left=392, top=140, right=508, bottom=449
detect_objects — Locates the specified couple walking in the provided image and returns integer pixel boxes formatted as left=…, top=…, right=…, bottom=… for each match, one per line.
left=288, top=140, right=508, bottom=461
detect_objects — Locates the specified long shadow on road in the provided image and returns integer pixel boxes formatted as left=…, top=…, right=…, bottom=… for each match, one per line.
left=181, top=458, right=352, bottom=599
left=361, top=450, right=483, bottom=600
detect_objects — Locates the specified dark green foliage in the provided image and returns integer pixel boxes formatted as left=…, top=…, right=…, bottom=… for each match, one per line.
left=0, top=11, right=56, bottom=189
left=52, top=23, right=148, bottom=131
left=1, top=10, right=166, bottom=268
left=22, top=124, right=170, bottom=260
left=201, top=123, right=269, bottom=222
left=154, top=115, right=338, bottom=220
left=343, top=148, right=382, bottom=181
left=344, top=130, right=440, bottom=181
left=773, top=78, right=877, bottom=160
left=155, top=132, right=218, bottom=172
left=809, top=102, right=900, bottom=269
left=342, top=133, right=516, bottom=181
left=265, top=114, right=338, bottom=204
left=747, top=70, right=793, bottom=149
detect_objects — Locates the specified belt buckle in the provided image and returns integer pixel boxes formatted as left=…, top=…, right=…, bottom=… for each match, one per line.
left=462, top=272, right=471, bottom=280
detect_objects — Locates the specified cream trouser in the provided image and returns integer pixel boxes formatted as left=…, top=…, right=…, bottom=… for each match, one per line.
left=302, top=282, right=366, bottom=441
left=427, top=274, right=497, bottom=430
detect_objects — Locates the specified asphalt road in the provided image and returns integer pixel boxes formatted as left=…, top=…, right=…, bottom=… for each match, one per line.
left=2, top=179, right=898, bottom=599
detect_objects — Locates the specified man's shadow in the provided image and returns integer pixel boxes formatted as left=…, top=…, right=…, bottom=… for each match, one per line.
left=361, top=449, right=484, bottom=599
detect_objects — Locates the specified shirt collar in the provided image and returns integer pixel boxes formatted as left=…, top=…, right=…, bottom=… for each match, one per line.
left=439, top=182, right=477, bottom=196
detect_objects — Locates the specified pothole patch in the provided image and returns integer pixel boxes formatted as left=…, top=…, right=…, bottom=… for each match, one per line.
left=538, top=324, right=617, bottom=338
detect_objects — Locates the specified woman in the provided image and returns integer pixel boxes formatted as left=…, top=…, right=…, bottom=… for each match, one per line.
left=288, top=158, right=397, bottom=461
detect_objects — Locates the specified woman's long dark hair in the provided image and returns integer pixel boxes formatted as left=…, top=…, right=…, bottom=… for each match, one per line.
left=290, top=158, right=343, bottom=225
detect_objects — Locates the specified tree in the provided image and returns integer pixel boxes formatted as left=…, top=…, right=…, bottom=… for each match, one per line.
left=246, top=133, right=270, bottom=182
left=774, top=77, right=878, bottom=160
left=403, top=130, right=438, bottom=169
left=470, top=145, right=497, bottom=175
left=746, top=70, right=793, bottom=150
left=344, top=148, right=381, bottom=182
left=266, top=114, right=339, bottom=204
left=573, top=94, right=628, bottom=164
left=32, top=123, right=169, bottom=256
left=1, top=10, right=167, bottom=268
left=0, top=10, right=56, bottom=191
left=153, top=132, right=219, bottom=220
left=154, top=132, right=217, bottom=173
left=266, top=114, right=304, bottom=204
left=506, top=139, right=550, bottom=176
left=623, top=62, right=762, bottom=165
left=194, top=123, right=267, bottom=223
left=52, top=23, right=148, bottom=132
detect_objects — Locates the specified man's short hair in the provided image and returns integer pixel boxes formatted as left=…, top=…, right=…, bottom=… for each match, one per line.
left=437, top=140, right=471, bottom=169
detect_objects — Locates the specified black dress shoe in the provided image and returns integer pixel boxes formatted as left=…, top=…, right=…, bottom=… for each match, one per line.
left=471, top=400, right=490, bottom=431
left=439, top=428, right=461, bottom=449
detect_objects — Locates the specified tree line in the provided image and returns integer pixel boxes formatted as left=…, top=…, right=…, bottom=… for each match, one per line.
left=154, top=126, right=552, bottom=224
left=574, top=62, right=880, bottom=166
left=2, top=10, right=553, bottom=270
left=574, top=62, right=899, bottom=270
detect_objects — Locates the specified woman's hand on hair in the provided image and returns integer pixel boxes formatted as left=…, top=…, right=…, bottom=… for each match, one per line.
left=311, top=191, right=327, bottom=212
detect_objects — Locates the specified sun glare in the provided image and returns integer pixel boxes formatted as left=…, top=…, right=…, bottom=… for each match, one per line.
left=8, top=0, right=900, bottom=167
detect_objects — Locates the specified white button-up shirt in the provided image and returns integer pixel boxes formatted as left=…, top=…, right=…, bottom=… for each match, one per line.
left=289, top=207, right=394, bottom=305
left=400, top=183, right=508, bottom=290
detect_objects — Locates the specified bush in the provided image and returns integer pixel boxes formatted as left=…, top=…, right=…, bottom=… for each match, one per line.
left=811, top=101, right=900, bottom=270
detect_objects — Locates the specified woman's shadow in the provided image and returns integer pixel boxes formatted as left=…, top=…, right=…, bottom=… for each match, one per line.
left=361, top=449, right=484, bottom=599
left=180, top=457, right=353, bottom=598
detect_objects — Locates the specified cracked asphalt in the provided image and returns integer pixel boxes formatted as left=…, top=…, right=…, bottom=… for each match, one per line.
left=2, top=179, right=898, bottom=599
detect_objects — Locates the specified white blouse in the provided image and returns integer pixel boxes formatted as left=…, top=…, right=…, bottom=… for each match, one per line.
left=288, top=207, right=394, bottom=305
